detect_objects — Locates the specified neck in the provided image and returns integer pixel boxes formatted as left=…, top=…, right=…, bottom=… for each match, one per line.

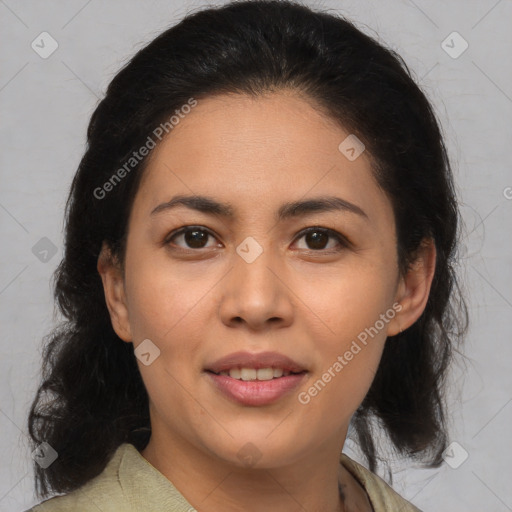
left=141, top=428, right=347, bottom=512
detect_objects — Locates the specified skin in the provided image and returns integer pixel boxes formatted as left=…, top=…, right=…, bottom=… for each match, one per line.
left=98, top=90, right=436, bottom=512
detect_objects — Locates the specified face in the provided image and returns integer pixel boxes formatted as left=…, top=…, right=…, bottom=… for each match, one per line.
left=99, top=90, right=434, bottom=470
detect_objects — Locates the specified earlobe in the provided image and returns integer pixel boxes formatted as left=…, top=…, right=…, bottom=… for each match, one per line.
left=389, top=238, right=437, bottom=336
left=97, top=242, right=132, bottom=343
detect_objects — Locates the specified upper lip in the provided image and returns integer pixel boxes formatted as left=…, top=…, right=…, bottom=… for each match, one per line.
left=205, top=351, right=307, bottom=374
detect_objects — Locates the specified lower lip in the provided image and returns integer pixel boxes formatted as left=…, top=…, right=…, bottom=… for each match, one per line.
left=205, top=371, right=307, bottom=406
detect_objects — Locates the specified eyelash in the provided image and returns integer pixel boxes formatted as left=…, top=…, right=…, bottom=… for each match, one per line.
left=164, top=225, right=350, bottom=254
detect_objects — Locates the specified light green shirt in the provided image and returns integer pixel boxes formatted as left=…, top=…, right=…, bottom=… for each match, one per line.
left=26, top=443, right=421, bottom=511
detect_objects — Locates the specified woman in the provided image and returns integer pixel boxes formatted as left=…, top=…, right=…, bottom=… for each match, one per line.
left=26, top=0, right=468, bottom=510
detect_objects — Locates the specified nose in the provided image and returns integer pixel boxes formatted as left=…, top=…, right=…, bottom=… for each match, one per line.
left=218, top=241, right=294, bottom=331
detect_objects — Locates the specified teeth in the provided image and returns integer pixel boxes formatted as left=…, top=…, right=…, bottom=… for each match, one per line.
left=240, top=368, right=257, bottom=381
left=255, top=368, right=274, bottom=381
left=229, top=368, right=241, bottom=379
left=216, top=367, right=298, bottom=380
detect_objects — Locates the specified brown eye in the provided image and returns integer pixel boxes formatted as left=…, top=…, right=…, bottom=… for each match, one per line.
left=304, top=230, right=329, bottom=250
left=294, top=227, right=348, bottom=251
left=166, top=226, right=219, bottom=249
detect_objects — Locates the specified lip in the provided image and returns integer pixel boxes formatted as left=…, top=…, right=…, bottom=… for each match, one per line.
left=204, top=350, right=307, bottom=374
left=204, top=351, right=308, bottom=407
left=206, top=371, right=307, bottom=406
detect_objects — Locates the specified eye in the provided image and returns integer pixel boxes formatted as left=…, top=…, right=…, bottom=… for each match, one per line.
left=165, top=225, right=350, bottom=252
left=293, top=227, right=349, bottom=252
left=165, top=226, right=220, bottom=250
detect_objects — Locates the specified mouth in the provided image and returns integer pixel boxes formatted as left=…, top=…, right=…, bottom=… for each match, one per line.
left=204, top=368, right=308, bottom=406
left=205, top=367, right=306, bottom=380
left=203, top=351, right=308, bottom=406
left=204, top=350, right=308, bottom=375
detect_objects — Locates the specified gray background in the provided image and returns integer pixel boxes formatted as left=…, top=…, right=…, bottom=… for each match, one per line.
left=1, top=0, right=511, bottom=510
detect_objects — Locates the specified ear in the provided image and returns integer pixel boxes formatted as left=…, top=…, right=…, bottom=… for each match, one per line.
left=97, top=242, right=132, bottom=343
left=388, top=238, right=436, bottom=336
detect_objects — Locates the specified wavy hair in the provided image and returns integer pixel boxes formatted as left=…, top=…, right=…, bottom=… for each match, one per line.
left=28, top=0, right=468, bottom=498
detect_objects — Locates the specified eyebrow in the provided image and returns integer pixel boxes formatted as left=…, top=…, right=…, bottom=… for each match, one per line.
left=150, top=194, right=368, bottom=221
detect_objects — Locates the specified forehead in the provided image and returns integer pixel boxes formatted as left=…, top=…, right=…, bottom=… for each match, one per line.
left=147, top=91, right=350, bottom=174
left=133, top=91, right=393, bottom=228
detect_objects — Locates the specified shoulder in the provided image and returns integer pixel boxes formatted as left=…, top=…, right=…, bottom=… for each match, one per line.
left=340, top=453, right=422, bottom=512
left=25, top=442, right=197, bottom=512
left=25, top=444, right=131, bottom=512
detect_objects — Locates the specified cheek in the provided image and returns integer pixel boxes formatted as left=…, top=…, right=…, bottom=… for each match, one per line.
left=123, top=253, right=213, bottom=396
left=123, top=251, right=210, bottom=341
left=298, top=349, right=383, bottom=438
left=296, top=267, right=394, bottom=423
left=300, top=310, right=388, bottom=434
left=304, top=262, right=396, bottom=343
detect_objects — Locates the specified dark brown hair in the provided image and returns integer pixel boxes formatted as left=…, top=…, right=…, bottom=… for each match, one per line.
left=28, top=0, right=468, bottom=498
